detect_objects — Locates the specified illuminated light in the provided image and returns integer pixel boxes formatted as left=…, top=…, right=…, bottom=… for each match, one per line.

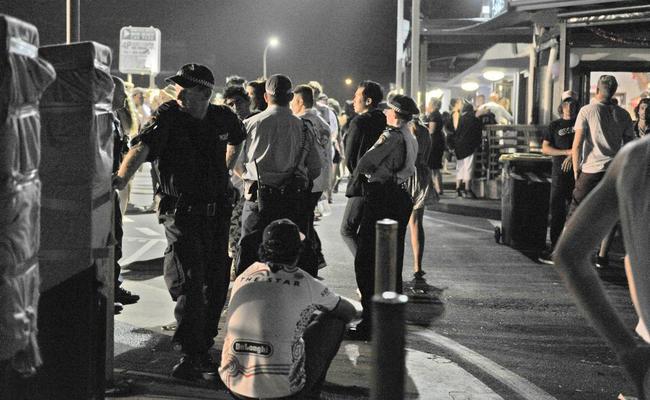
left=427, top=89, right=443, bottom=99
left=461, top=81, right=479, bottom=92
left=345, top=78, right=353, bottom=86
left=483, top=70, right=505, bottom=81
left=268, top=37, right=279, bottom=47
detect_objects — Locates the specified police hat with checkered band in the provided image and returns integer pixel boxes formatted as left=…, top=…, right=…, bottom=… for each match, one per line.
left=388, top=94, right=419, bottom=117
left=165, top=63, right=215, bottom=90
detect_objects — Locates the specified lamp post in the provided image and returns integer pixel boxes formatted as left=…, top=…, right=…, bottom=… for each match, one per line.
left=263, top=36, right=279, bottom=79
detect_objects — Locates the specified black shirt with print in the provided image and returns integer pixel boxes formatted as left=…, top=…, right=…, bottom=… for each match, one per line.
left=543, top=118, right=576, bottom=172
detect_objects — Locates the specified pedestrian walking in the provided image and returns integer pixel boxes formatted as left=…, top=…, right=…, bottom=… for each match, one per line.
left=347, top=94, right=418, bottom=340
left=235, top=74, right=322, bottom=277
left=219, top=219, right=357, bottom=400
left=112, top=63, right=246, bottom=380
left=340, top=81, right=386, bottom=256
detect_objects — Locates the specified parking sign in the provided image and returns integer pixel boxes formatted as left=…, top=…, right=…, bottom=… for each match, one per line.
left=119, top=26, right=161, bottom=75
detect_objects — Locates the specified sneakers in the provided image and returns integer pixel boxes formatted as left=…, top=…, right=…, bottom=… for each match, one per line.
left=463, top=190, right=478, bottom=200
left=345, top=324, right=370, bottom=341
left=538, top=250, right=554, bottom=265
left=114, top=303, right=123, bottom=315
left=171, top=354, right=218, bottom=381
left=115, top=287, right=140, bottom=305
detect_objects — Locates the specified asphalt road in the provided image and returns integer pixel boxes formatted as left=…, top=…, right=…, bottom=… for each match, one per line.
left=117, top=166, right=639, bottom=400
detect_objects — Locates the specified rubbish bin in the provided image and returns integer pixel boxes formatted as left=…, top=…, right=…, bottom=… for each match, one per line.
left=499, top=153, right=552, bottom=252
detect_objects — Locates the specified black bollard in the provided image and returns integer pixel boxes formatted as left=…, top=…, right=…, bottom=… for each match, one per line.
left=375, top=219, right=398, bottom=294
left=371, top=291, right=408, bottom=400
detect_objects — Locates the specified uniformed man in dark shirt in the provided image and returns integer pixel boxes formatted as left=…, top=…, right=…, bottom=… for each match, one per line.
left=113, top=63, right=246, bottom=380
left=347, top=94, right=418, bottom=341
left=340, top=80, right=386, bottom=256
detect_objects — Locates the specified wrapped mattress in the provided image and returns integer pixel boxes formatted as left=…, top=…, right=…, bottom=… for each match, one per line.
left=38, top=41, right=114, bottom=291
left=0, top=14, right=55, bottom=374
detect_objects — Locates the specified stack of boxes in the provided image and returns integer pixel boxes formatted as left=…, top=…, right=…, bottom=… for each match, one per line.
left=36, top=41, right=114, bottom=397
left=0, top=14, right=55, bottom=380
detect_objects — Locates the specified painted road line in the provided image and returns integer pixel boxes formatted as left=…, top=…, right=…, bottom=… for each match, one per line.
left=487, top=219, right=501, bottom=228
left=406, top=349, right=503, bottom=399
left=136, top=227, right=162, bottom=237
left=424, top=215, right=494, bottom=234
left=341, top=296, right=504, bottom=398
left=123, top=216, right=134, bottom=223
left=119, top=239, right=162, bottom=266
left=412, top=329, right=557, bottom=400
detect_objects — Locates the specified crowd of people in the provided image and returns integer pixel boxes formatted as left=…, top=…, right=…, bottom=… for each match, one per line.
left=109, top=63, right=448, bottom=398
left=107, top=62, right=650, bottom=398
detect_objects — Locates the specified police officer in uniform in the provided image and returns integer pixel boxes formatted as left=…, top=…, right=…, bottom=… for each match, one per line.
left=347, top=94, right=419, bottom=340
left=113, top=64, right=246, bottom=379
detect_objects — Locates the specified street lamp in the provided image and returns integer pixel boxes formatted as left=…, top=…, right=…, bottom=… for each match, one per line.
left=263, top=36, right=279, bottom=79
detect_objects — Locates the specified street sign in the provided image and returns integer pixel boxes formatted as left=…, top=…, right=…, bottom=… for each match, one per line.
left=118, top=26, right=161, bottom=75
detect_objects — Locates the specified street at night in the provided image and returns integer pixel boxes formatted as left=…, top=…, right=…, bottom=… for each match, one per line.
left=2, top=1, right=650, bottom=399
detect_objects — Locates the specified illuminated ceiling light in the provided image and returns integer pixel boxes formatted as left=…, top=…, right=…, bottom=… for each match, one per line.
left=483, top=70, right=505, bottom=81
left=268, top=37, right=279, bottom=47
left=461, top=81, right=479, bottom=92
left=345, top=78, right=353, bottom=86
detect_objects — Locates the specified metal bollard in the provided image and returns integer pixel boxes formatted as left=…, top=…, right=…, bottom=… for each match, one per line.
left=375, top=219, right=398, bottom=294
left=371, top=291, right=408, bottom=400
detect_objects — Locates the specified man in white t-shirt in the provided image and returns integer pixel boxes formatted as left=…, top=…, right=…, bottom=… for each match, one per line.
left=476, top=92, right=513, bottom=124
left=568, top=75, right=634, bottom=267
left=219, top=219, right=357, bottom=399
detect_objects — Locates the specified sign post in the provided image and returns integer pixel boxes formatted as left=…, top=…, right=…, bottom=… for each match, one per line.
left=119, top=26, right=161, bottom=87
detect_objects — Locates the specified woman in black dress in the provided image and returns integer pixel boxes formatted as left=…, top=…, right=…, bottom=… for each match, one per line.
left=424, top=98, right=445, bottom=195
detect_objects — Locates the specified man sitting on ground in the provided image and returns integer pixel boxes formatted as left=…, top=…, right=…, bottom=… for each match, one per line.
left=220, top=219, right=357, bottom=399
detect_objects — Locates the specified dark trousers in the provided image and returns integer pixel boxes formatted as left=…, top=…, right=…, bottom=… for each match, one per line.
left=114, top=191, right=123, bottom=289
left=549, top=168, right=575, bottom=249
left=567, top=171, right=605, bottom=222
left=161, top=209, right=231, bottom=356
left=354, top=183, right=413, bottom=332
left=307, top=192, right=325, bottom=266
left=340, top=196, right=364, bottom=256
left=237, top=196, right=316, bottom=277
left=231, top=313, right=346, bottom=400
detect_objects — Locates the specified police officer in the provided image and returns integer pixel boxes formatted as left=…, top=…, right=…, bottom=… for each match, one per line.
left=235, top=75, right=322, bottom=276
left=347, top=94, right=419, bottom=340
left=112, top=63, right=246, bottom=380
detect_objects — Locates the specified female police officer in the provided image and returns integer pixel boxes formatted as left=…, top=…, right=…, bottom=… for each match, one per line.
left=347, top=94, right=419, bottom=340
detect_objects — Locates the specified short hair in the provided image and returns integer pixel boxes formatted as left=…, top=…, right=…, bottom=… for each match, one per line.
left=225, top=75, right=246, bottom=88
left=307, top=81, right=323, bottom=98
left=293, top=84, right=314, bottom=109
left=557, top=98, right=580, bottom=116
left=597, top=75, right=618, bottom=99
left=358, top=80, right=384, bottom=108
left=634, top=98, right=650, bottom=119
left=223, top=85, right=250, bottom=103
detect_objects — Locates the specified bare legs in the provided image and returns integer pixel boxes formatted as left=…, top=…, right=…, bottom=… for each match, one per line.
left=408, top=207, right=425, bottom=277
left=431, top=169, right=443, bottom=195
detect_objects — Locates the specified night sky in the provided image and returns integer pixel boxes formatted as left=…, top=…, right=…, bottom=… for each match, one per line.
left=3, top=0, right=398, bottom=103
